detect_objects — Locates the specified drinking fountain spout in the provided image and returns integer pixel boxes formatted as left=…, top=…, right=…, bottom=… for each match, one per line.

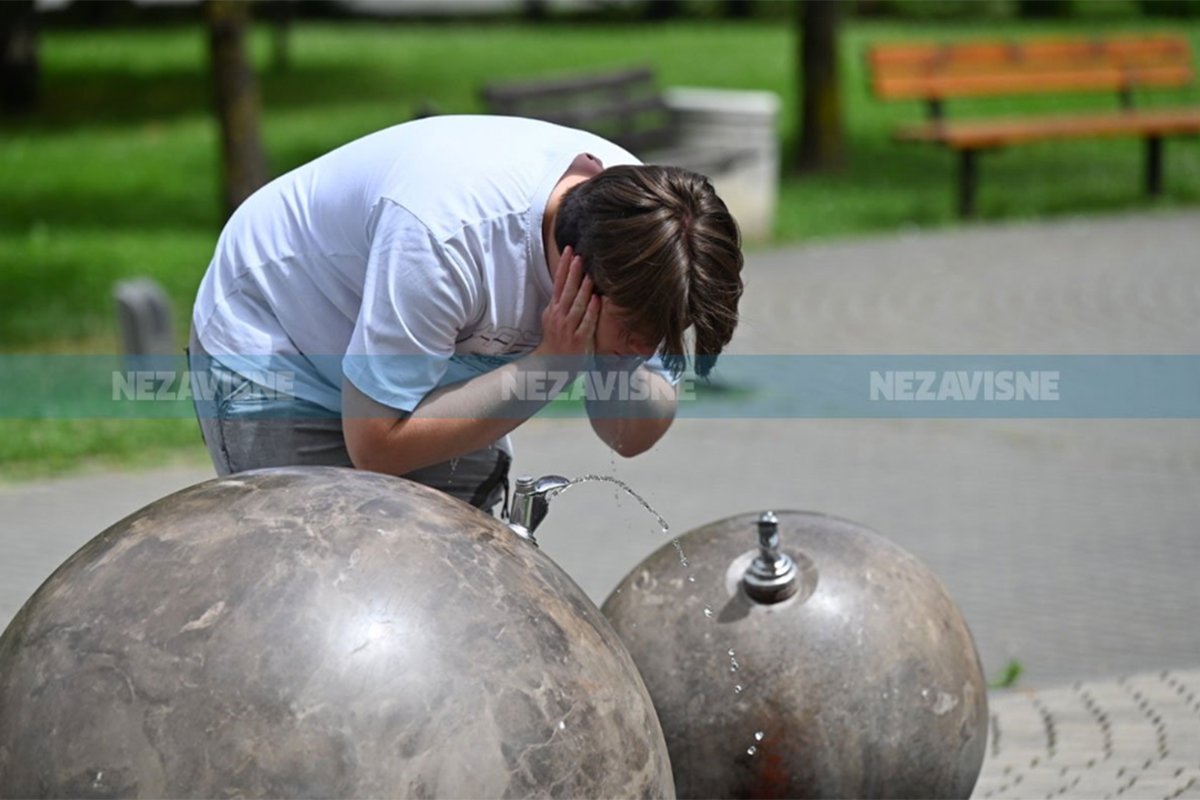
left=507, top=475, right=570, bottom=547
left=742, top=511, right=800, bottom=603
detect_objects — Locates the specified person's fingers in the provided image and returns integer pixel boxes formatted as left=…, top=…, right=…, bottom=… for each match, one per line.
left=561, top=255, right=584, bottom=308
left=577, top=294, right=600, bottom=338
left=552, top=246, right=571, bottom=304
left=571, top=274, right=593, bottom=311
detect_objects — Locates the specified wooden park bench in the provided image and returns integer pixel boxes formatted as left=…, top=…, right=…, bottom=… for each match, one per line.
left=480, top=66, right=756, bottom=177
left=867, top=34, right=1200, bottom=217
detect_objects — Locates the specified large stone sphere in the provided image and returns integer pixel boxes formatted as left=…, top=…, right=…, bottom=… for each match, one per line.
left=601, top=510, right=987, bottom=799
left=0, top=467, right=674, bottom=798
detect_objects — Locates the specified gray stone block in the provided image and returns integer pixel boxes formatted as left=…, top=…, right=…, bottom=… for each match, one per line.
left=113, top=277, right=175, bottom=356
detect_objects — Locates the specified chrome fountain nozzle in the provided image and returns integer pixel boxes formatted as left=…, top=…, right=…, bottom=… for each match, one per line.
left=507, top=474, right=570, bottom=547
left=742, top=511, right=800, bottom=604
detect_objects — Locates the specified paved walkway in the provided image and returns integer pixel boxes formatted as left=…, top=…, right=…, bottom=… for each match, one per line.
left=1, top=210, right=1198, bottom=797
left=980, top=669, right=1200, bottom=800
left=522, top=209, right=1200, bottom=689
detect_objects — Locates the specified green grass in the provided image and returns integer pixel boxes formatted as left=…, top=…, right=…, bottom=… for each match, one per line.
left=990, top=658, right=1025, bottom=689
left=2, top=16, right=1199, bottom=480
left=0, top=419, right=208, bottom=482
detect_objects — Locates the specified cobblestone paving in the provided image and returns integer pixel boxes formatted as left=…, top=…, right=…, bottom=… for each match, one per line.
left=732, top=211, right=1199, bottom=357
left=978, top=669, right=1200, bottom=800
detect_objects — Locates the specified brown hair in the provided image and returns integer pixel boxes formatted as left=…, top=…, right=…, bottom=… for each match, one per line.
left=554, top=164, right=744, bottom=377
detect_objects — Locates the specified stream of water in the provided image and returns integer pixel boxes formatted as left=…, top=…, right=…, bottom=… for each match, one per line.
left=557, top=474, right=670, bottom=532
left=557, top=472, right=765, bottom=757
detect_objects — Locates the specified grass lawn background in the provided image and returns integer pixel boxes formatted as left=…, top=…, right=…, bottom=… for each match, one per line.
left=2, top=13, right=1198, bottom=480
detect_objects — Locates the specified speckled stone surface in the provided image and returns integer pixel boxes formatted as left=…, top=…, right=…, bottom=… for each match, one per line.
left=602, top=510, right=988, bottom=799
left=0, top=467, right=674, bottom=798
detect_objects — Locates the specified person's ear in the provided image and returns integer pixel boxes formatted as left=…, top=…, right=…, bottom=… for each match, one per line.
left=568, top=152, right=604, bottom=177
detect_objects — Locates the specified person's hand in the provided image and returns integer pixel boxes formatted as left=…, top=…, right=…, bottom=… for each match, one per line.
left=534, top=246, right=599, bottom=360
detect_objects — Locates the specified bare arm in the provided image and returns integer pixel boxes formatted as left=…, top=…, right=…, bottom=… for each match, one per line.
left=343, top=247, right=598, bottom=475
left=342, top=353, right=578, bottom=474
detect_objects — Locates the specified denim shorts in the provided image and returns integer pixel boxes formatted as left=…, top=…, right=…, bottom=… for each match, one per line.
left=187, top=329, right=510, bottom=513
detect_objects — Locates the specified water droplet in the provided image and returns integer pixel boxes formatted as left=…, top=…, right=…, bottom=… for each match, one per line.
left=734, top=684, right=743, bottom=693
left=565, top=475, right=668, bottom=530
left=703, top=607, right=714, bottom=619
left=754, top=731, right=764, bottom=741
left=671, top=539, right=689, bottom=570
left=747, top=746, right=757, bottom=756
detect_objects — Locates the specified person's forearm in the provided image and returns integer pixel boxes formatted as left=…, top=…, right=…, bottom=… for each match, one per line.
left=586, top=367, right=677, bottom=457
left=348, top=245, right=600, bottom=476
left=348, top=353, right=581, bottom=475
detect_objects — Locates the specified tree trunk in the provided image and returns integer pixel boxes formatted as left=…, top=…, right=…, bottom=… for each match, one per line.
left=724, top=0, right=755, bottom=18
left=1017, top=0, right=1071, bottom=17
left=523, top=1, right=549, bottom=21
left=645, top=0, right=681, bottom=21
left=266, top=0, right=293, bottom=72
left=796, top=0, right=845, bottom=173
left=206, top=0, right=269, bottom=220
left=0, top=0, right=39, bottom=114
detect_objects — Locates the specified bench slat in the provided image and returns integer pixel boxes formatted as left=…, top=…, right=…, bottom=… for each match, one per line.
left=875, top=64, right=1194, bottom=100
left=874, top=48, right=1190, bottom=76
left=481, top=67, right=655, bottom=104
left=875, top=51, right=1193, bottom=76
left=895, top=107, right=1200, bottom=149
left=869, top=34, right=1188, bottom=70
left=492, top=95, right=668, bottom=127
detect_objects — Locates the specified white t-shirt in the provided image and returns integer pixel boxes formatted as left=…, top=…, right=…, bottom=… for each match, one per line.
left=192, top=115, right=641, bottom=417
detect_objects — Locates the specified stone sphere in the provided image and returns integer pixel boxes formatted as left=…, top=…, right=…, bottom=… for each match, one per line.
left=601, top=510, right=987, bottom=799
left=0, top=467, right=674, bottom=798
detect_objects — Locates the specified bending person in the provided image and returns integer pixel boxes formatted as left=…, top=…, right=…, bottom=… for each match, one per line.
left=188, top=115, right=744, bottom=513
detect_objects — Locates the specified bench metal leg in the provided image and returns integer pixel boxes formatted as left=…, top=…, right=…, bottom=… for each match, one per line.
left=1146, top=136, right=1163, bottom=197
left=958, top=149, right=979, bottom=218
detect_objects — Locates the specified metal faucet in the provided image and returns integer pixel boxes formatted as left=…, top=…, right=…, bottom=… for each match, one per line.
left=742, top=511, right=800, bottom=604
left=507, top=475, right=571, bottom=547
